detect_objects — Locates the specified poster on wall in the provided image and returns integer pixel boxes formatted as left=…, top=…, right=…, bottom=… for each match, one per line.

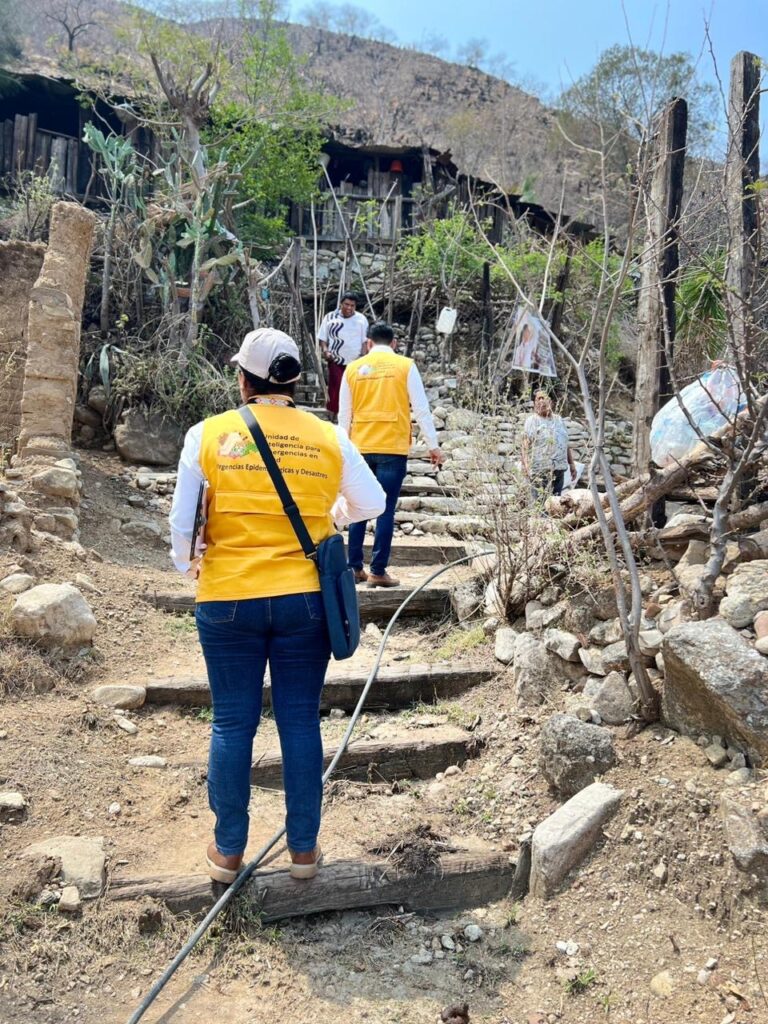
left=508, top=308, right=557, bottom=377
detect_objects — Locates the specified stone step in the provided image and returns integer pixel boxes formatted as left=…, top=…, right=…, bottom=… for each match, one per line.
left=143, top=662, right=496, bottom=710
left=241, top=726, right=481, bottom=787
left=142, top=583, right=453, bottom=623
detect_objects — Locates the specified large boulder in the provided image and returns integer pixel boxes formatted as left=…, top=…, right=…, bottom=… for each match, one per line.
left=662, top=620, right=768, bottom=765
left=114, top=409, right=182, bottom=466
left=11, top=583, right=96, bottom=647
left=719, top=561, right=768, bottom=629
left=539, top=713, right=616, bottom=797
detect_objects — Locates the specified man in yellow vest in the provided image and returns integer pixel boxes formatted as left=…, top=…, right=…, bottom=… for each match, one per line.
left=339, top=322, right=444, bottom=587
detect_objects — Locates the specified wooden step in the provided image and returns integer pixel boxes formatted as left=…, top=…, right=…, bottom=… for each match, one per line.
left=142, top=584, right=452, bottom=622
left=144, top=662, right=496, bottom=709
left=399, top=482, right=459, bottom=498
left=108, top=846, right=515, bottom=919
left=248, top=727, right=482, bottom=788
left=362, top=539, right=467, bottom=565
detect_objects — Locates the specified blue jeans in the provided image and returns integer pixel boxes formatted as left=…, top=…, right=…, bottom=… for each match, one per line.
left=347, top=453, right=408, bottom=576
left=195, top=592, right=330, bottom=856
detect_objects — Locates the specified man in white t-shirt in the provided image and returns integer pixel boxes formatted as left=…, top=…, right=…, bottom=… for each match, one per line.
left=318, top=292, right=369, bottom=420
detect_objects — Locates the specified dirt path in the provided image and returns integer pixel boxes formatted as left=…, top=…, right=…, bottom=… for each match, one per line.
left=1, top=450, right=767, bottom=1024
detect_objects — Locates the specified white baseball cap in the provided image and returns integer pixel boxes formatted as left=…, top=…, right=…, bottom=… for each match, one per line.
left=230, top=328, right=302, bottom=382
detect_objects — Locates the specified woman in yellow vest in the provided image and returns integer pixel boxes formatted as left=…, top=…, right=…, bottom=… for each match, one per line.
left=169, top=328, right=385, bottom=883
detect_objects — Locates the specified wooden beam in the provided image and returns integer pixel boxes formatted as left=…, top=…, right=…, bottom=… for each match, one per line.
left=725, top=51, right=761, bottom=371
left=632, top=97, right=688, bottom=477
left=143, top=663, right=496, bottom=710
left=107, top=849, right=515, bottom=920
left=363, top=539, right=466, bottom=565
left=248, top=727, right=481, bottom=787
left=142, top=584, right=452, bottom=623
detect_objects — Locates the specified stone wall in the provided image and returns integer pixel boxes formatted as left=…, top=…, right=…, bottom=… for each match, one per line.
left=0, top=241, right=46, bottom=451
left=18, top=202, right=97, bottom=458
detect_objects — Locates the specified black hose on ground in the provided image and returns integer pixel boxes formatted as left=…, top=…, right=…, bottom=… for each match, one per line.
left=127, top=548, right=493, bottom=1024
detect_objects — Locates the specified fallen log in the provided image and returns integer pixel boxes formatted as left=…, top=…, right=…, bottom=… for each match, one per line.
left=142, top=585, right=452, bottom=622
left=144, top=663, right=496, bottom=710
left=248, top=727, right=481, bottom=787
left=107, top=849, right=514, bottom=919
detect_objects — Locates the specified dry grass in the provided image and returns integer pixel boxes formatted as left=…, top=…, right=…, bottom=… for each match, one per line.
left=0, top=602, right=100, bottom=699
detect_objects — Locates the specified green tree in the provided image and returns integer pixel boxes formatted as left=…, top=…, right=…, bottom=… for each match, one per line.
left=76, top=0, right=330, bottom=362
left=559, top=44, right=717, bottom=161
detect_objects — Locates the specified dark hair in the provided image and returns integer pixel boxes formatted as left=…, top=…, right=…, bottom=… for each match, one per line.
left=368, top=322, right=394, bottom=344
left=239, top=364, right=297, bottom=397
left=340, top=292, right=358, bottom=305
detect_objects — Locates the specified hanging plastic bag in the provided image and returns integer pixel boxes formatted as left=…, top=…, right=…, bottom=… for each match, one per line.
left=650, top=365, right=744, bottom=468
left=508, top=308, right=557, bottom=377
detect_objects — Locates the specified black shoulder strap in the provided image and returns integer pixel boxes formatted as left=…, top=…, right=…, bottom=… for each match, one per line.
left=239, top=405, right=317, bottom=561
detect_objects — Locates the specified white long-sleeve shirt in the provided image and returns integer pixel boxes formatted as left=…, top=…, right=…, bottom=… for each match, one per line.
left=169, top=416, right=386, bottom=574
left=337, top=345, right=439, bottom=450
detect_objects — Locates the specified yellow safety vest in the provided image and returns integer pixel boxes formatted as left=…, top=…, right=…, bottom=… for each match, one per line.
left=197, top=402, right=342, bottom=601
left=345, top=349, right=413, bottom=455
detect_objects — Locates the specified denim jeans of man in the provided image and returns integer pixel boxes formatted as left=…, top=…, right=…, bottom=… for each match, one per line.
left=347, top=453, right=408, bottom=576
left=195, top=591, right=330, bottom=856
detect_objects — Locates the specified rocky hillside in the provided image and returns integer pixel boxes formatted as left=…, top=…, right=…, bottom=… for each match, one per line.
left=14, top=1, right=614, bottom=226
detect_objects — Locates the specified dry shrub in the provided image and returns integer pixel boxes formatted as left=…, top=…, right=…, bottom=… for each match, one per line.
left=0, top=605, right=94, bottom=698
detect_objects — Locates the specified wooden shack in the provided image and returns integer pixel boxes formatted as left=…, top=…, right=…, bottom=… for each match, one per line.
left=0, top=71, right=152, bottom=198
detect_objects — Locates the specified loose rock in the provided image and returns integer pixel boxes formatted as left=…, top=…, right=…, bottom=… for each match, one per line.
left=529, top=782, right=624, bottom=897
left=93, top=684, right=146, bottom=710
left=11, top=584, right=96, bottom=647
left=58, top=885, right=82, bottom=913
left=23, top=835, right=105, bottom=898
left=539, top=714, right=616, bottom=797
left=494, top=626, right=517, bottom=665
left=129, top=755, right=167, bottom=768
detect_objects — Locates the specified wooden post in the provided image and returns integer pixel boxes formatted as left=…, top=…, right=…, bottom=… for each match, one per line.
left=480, top=261, right=493, bottom=371
left=25, top=113, right=37, bottom=171
left=725, top=51, right=761, bottom=373
left=12, top=114, right=28, bottom=174
left=66, top=137, right=79, bottom=194
left=283, top=238, right=327, bottom=402
left=2, top=120, right=13, bottom=175
left=49, top=137, right=68, bottom=192
left=632, top=97, right=688, bottom=478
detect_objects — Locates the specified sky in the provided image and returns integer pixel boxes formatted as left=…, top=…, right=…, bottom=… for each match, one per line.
left=284, top=0, right=767, bottom=99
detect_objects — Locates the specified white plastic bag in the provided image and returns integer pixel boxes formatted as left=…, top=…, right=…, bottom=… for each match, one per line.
left=650, top=366, right=744, bottom=468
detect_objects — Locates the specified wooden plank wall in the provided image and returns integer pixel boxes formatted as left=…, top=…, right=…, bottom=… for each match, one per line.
left=0, top=115, right=94, bottom=196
